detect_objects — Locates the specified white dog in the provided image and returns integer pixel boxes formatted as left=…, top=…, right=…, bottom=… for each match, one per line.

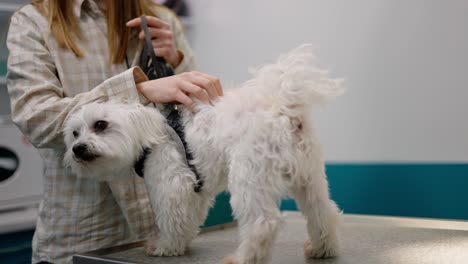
left=64, top=45, right=344, bottom=264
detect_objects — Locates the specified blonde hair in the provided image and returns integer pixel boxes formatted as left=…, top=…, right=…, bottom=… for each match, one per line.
left=32, top=0, right=160, bottom=64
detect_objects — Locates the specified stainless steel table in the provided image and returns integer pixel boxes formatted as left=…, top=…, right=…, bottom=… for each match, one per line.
left=74, top=212, right=468, bottom=264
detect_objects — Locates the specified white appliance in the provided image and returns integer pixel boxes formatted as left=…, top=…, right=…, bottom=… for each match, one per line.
left=0, top=116, right=44, bottom=210
left=0, top=115, right=43, bottom=234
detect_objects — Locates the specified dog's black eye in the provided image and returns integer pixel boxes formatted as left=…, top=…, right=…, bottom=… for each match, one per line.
left=73, top=131, right=79, bottom=138
left=94, top=120, right=108, bottom=132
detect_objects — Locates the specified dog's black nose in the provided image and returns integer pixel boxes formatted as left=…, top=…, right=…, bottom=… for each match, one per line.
left=72, top=143, right=98, bottom=161
left=72, top=143, right=88, bottom=157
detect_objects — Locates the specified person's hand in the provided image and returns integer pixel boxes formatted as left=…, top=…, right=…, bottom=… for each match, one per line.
left=126, top=16, right=183, bottom=68
left=136, top=71, right=223, bottom=112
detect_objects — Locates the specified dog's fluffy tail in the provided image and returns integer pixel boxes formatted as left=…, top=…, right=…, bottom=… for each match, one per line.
left=249, top=44, right=344, bottom=111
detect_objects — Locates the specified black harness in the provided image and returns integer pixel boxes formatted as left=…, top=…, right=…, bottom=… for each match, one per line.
left=134, top=147, right=151, bottom=178
left=134, top=16, right=203, bottom=192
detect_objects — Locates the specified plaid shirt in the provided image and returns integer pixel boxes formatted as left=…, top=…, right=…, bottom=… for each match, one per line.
left=6, top=1, right=196, bottom=263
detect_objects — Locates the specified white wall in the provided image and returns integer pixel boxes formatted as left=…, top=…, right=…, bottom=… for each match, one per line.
left=187, top=0, right=468, bottom=163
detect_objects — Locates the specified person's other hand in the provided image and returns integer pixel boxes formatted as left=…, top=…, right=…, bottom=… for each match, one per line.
left=136, top=71, right=223, bottom=112
left=127, top=16, right=183, bottom=68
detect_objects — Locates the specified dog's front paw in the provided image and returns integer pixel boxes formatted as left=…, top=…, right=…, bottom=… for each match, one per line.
left=223, top=255, right=238, bottom=264
left=144, top=240, right=185, bottom=257
left=304, top=239, right=338, bottom=259
left=144, top=240, right=158, bottom=256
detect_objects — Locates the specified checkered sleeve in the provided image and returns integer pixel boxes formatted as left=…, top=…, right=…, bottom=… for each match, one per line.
left=6, top=10, right=149, bottom=149
left=107, top=177, right=156, bottom=239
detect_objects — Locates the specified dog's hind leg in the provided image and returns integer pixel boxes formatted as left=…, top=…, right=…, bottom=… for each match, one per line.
left=143, top=143, right=212, bottom=256
left=288, top=166, right=341, bottom=259
left=224, top=159, right=283, bottom=264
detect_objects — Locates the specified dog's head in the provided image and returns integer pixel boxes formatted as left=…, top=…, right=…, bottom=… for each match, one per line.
left=63, top=102, right=166, bottom=179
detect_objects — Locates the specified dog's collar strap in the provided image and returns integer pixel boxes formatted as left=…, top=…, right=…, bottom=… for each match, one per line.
left=165, top=107, right=204, bottom=193
left=134, top=147, right=151, bottom=178
left=134, top=109, right=204, bottom=192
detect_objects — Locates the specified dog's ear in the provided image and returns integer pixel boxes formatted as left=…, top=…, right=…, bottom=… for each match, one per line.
left=128, top=104, right=167, bottom=147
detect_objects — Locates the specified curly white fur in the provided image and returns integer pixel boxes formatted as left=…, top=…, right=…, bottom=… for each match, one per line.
left=64, top=45, right=344, bottom=264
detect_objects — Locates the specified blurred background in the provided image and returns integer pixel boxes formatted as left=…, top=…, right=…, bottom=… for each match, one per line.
left=1, top=0, right=467, bottom=263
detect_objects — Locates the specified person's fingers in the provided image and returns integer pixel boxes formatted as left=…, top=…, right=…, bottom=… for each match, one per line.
left=191, top=72, right=223, bottom=97
left=126, top=17, right=141, bottom=27
left=144, top=16, right=170, bottom=29
left=174, top=91, right=195, bottom=112
left=186, top=74, right=219, bottom=101
left=138, top=28, right=172, bottom=40
left=153, top=47, right=173, bottom=58
left=126, top=16, right=169, bottom=29
left=179, top=79, right=210, bottom=103
left=151, top=39, right=172, bottom=48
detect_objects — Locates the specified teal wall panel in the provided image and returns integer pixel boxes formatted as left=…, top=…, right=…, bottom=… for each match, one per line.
left=0, top=229, right=34, bottom=264
left=203, top=192, right=234, bottom=227
left=281, top=163, right=468, bottom=220
left=0, top=61, right=6, bottom=76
